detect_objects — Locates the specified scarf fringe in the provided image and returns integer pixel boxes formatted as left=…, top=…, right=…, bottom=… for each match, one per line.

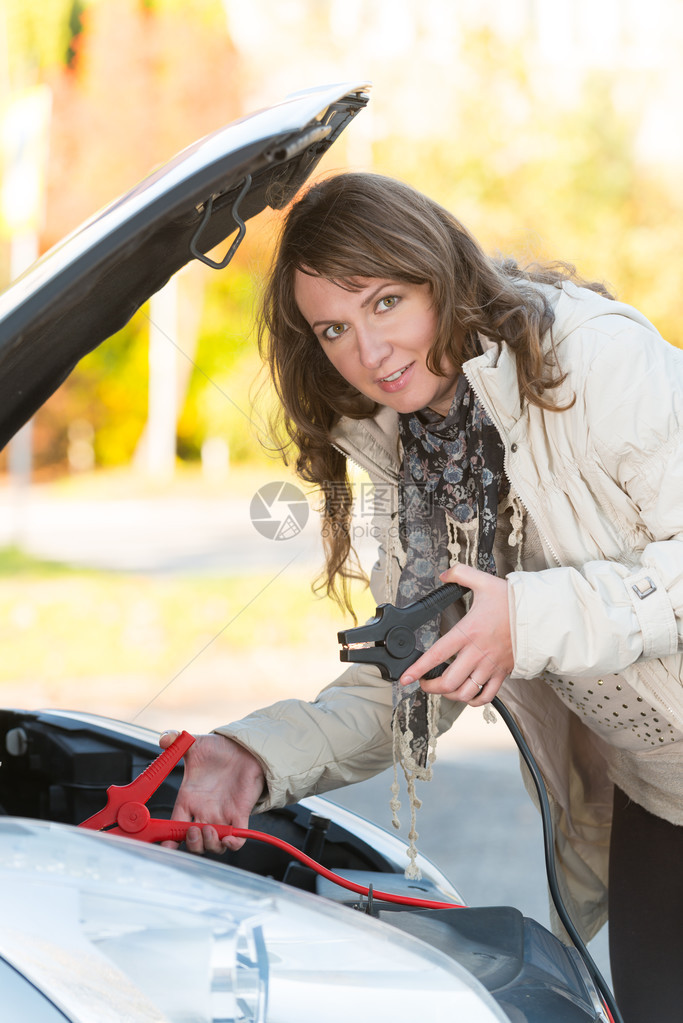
left=390, top=692, right=441, bottom=879
left=501, top=489, right=525, bottom=571
left=389, top=488, right=526, bottom=875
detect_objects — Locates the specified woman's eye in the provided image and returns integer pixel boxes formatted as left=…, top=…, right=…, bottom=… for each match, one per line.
left=323, top=323, right=347, bottom=341
left=377, top=295, right=399, bottom=311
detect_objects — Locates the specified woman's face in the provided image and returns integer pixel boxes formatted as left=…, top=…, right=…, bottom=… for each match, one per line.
left=294, top=272, right=460, bottom=416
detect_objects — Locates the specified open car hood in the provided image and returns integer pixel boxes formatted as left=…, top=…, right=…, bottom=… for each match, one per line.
left=0, top=81, right=370, bottom=450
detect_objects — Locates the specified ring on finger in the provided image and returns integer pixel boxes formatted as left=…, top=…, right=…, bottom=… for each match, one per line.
left=468, top=675, right=484, bottom=694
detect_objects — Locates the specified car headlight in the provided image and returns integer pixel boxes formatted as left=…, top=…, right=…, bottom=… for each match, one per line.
left=0, top=819, right=508, bottom=1022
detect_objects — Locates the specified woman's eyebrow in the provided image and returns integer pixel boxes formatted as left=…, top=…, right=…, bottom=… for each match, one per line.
left=361, top=281, right=393, bottom=309
left=310, top=282, right=396, bottom=329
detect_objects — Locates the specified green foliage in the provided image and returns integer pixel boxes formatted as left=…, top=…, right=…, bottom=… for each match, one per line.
left=374, top=30, right=683, bottom=349
left=3, top=0, right=227, bottom=80
left=138, top=0, right=227, bottom=24
left=0, top=545, right=86, bottom=576
left=3, top=0, right=76, bottom=76
left=9, top=0, right=250, bottom=470
left=0, top=553, right=369, bottom=686
left=34, top=312, right=150, bottom=469
left=177, top=265, right=269, bottom=464
left=65, top=0, right=86, bottom=68
left=45, top=260, right=273, bottom=470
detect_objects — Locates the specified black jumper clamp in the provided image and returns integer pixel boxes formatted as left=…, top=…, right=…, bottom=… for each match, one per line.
left=337, top=582, right=468, bottom=682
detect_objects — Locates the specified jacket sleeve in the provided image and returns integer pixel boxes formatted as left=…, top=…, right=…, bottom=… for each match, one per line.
left=508, top=321, right=683, bottom=679
left=214, top=663, right=463, bottom=811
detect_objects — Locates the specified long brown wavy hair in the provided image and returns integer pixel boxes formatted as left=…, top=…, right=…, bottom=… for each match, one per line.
left=258, top=172, right=613, bottom=615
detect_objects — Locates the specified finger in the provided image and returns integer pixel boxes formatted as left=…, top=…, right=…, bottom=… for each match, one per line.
left=205, top=825, right=231, bottom=855
left=159, top=793, right=192, bottom=851
left=221, top=834, right=247, bottom=851
left=160, top=819, right=188, bottom=850
left=413, top=641, right=480, bottom=693
left=184, top=824, right=208, bottom=855
left=467, top=673, right=507, bottom=707
left=421, top=667, right=484, bottom=700
left=220, top=806, right=251, bottom=851
left=399, top=628, right=468, bottom=686
left=159, top=729, right=180, bottom=750
left=439, top=562, right=487, bottom=588
left=463, top=673, right=489, bottom=702
left=194, top=824, right=241, bottom=855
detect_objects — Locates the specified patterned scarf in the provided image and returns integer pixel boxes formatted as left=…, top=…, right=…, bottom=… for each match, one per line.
left=394, top=373, right=508, bottom=766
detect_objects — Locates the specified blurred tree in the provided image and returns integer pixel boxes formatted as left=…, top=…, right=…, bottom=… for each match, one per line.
left=375, top=28, right=683, bottom=348
left=65, top=0, right=87, bottom=69
left=2, top=0, right=77, bottom=80
left=176, top=265, right=262, bottom=464
left=43, top=0, right=243, bottom=246
left=20, top=0, right=254, bottom=471
left=6, top=13, right=683, bottom=475
left=33, top=310, right=150, bottom=469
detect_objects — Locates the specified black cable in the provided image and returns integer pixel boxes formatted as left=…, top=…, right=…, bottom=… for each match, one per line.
left=491, top=696, right=624, bottom=1023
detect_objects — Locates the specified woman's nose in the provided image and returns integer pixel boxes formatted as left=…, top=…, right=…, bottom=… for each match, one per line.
left=356, top=325, right=392, bottom=369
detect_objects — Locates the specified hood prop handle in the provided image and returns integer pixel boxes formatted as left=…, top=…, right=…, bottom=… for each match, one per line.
left=190, top=173, right=252, bottom=270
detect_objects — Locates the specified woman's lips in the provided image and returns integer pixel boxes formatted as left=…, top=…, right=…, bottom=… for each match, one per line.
left=376, top=362, right=414, bottom=393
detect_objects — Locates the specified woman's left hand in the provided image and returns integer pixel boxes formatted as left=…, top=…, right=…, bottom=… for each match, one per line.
left=399, top=563, right=514, bottom=706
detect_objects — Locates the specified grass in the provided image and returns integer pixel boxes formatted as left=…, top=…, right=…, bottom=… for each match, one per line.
left=0, top=545, right=88, bottom=576
left=0, top=556, right=361, bottom=681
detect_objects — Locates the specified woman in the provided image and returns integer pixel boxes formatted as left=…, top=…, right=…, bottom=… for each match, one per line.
left=162, top=172, right=683, bottom=1021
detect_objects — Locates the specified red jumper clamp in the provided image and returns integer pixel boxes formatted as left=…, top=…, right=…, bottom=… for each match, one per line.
left=78, top=730, right=235, bottom=844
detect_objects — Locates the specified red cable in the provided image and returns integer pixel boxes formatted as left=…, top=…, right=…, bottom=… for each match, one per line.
left=229, top=825, right=465, bottom=910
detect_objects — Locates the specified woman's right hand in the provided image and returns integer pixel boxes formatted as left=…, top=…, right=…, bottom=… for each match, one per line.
left=159, top=730, right=265, bottom=854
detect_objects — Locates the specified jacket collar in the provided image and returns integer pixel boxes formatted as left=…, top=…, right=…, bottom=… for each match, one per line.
left=330, top=404, right=402, bottom=480
left=464, top=342, right=523, bottom=430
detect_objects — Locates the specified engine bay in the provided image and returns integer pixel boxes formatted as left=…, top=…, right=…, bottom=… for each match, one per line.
left=0, top=708, right=608, bottom=1022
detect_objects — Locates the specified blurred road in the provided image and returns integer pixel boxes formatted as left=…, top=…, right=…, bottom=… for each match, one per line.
left=0, top=485, right=327, bottom=574
left=0, top=477, right=611, bottom=984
